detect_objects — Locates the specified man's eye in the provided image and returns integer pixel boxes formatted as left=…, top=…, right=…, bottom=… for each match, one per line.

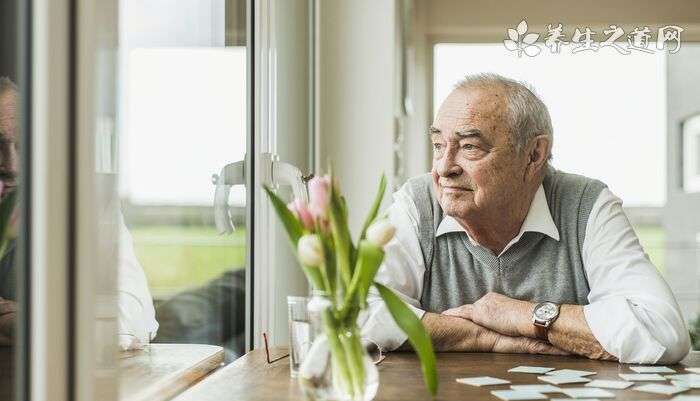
left=461, top=143, right=477, bottom=150
left=432, top=143, right=443, bottom=151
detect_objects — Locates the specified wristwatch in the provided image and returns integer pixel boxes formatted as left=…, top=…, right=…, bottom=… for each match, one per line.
left=532, top=302, right=560, bottom=341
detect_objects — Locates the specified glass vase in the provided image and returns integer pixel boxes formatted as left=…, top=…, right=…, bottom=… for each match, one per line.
left=298, top=294, right=378, bottom=401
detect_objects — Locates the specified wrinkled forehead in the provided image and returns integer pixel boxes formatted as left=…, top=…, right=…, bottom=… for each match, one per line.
left=434, top=86, right=510, bottom=138
left=0, top=89, right=18, bottom=137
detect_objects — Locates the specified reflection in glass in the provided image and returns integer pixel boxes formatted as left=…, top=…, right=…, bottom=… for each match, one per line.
left=0, top=2, right=22, bottom=400
left=117, top=0, right=248, bottom=366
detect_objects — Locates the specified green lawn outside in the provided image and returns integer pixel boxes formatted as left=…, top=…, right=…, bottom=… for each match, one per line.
left=131, top=225, right=246, bottom=299
left=132, top=224, right=666, bottom=299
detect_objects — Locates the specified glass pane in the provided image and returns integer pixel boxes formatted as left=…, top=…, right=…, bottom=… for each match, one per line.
left=116, top=0, right=248, bottom=380
left=0, top=0, right=25, bottom=400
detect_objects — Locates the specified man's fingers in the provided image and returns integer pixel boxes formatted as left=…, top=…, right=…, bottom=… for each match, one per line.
left=491, top=334, right=570, bottom=356
left=530, top=339, right=570, bottom=356
left=442, top=304, right=473, bottom=319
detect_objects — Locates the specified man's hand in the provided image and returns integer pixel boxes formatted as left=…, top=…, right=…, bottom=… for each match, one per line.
left=0, top=297, right=17, bottom=346
left=420, top=312, right=567, bottom=355
left=443, top=292, right=535, bottom=338
left=442, top=292, right=617, bottom=361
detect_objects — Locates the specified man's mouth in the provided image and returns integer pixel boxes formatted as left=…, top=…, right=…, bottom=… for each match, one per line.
left=442, top=185, right=473, bottom=193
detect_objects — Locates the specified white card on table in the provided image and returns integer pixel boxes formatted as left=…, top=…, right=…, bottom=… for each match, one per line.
left=560, top=387, right=615, bottom=398
left=673, top=396, right=700, bottom=401
left=632, top=383, right=690, bottom=395
left=618, top=373, right=666, bottom=381
left=546, top=369, right=597, bottom=377
left=456, top=376, right=510, bottom=386
left=585, top=379, right=634, bottom=389
left=685, top=368, right=700, bottom=374
left=510, top=384, right=562, bottom=393
left=508, top=366, right=556, bottom=374
left=550, top=399, right=601, bottom=401
left=673, top=380, right=700, bottom=388
left=666, top=374, right=700, bottom=382
left=538, top=375, right=591, bottom=385
left=630, top=366, right=677, bottom=373
left=490, top=390, right=547, bottom=401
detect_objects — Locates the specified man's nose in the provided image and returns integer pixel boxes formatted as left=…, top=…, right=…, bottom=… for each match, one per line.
left=435, top=147, right=462, bottom=177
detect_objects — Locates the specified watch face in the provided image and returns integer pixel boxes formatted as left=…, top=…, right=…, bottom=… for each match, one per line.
left=535, top=303, right=558, bottom=321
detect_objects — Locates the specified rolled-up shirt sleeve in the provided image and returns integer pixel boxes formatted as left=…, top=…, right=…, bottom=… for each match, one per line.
left=582, top=188, right=690, bottom=364
left=359, top=191, right=426, bottom=351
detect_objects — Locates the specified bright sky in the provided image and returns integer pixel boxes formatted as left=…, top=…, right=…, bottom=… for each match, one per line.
left=118, top=41, right=666, bottom=207
left=119, top=48, right=247, bottom=206
left=433, top=44, right=667, bottom=206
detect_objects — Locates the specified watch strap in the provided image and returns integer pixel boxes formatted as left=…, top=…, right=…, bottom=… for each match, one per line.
left=534, top=322, right=548, bottom=341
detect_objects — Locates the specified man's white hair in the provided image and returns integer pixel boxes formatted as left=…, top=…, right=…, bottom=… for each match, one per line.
left=455, top=73, right=553, bottom=160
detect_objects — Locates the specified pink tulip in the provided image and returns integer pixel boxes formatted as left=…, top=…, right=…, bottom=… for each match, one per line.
left=308, top=175, right=331, bottom=220
left=287, top=199, right=314, bottom=231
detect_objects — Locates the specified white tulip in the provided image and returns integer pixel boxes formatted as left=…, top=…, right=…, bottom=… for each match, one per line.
left=366, top=219, right=396, bottom=247
left=298, top=234, right=324, bottom=267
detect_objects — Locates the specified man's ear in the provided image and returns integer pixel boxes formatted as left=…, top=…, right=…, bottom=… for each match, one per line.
left=524, top=134, right=550, bottom=181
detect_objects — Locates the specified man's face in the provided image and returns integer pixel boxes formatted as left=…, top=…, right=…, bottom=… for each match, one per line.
left=430, top=86, right=529, bottom=221
left=0, top=89, right=18, bottom=197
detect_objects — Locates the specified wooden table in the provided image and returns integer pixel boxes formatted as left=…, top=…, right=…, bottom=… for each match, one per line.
left=173, top=347, right=700, bottom=401
left=1, top=344, right=223, bottom=401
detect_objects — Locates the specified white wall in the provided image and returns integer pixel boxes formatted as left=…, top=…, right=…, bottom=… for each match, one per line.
left=317, top=0, right=397, bottom=235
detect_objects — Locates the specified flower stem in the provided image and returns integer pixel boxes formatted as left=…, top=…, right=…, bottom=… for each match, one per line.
left=323, top=311, right=356, bottom=399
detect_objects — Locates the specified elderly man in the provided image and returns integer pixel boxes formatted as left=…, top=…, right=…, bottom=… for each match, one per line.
left=362, top=73, right=690, bottom=364
left=0, top=76, right=158, bottom=348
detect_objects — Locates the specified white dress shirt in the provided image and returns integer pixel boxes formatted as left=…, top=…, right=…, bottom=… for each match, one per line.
left=118, top=213, right=159, bottom=350
left=361, top=184, right=691, bottom=364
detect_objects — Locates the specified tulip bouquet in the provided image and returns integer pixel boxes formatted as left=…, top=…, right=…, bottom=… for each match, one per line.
left=263, top=174, right=437, bottom=400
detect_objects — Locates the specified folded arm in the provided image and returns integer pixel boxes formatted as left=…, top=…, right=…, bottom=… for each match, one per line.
left=420, top=311, right=567, bottom=355
left=360, top=193, right=567, bottom=356
left=445, top=189, right=690, bottom=363
left=0, top=297, right=15, bottom=346
left=579, top=189, right=690, bottom=363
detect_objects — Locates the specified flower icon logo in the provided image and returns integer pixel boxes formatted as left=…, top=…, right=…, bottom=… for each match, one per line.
left=504, top=20, right=541, bottom=57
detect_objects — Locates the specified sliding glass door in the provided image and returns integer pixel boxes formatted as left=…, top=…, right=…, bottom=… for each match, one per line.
left=25, top=0, right=316, bottom=400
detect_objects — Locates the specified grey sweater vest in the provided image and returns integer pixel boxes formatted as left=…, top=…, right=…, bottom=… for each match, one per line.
left=398, top=168, right=607, bottom=313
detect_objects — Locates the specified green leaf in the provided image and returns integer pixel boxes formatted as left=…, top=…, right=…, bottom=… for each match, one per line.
left=319, top=231, right=337, bottom=296
left=0, top=191, right=17, bottom=232
left=358, top=174, right=387, bottom=243
left=328, top=179, right=354, bottom=286
left=262, top=185, right=304, bottom=244
left=0, top=191, right=17, bottom=252
left=375, top=281, right=438, bottom=397
left=346, top=240, right=383, bottom=309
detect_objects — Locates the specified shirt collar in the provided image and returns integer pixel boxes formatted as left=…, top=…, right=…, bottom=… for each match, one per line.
left=435, top=185, right=560, bottom=249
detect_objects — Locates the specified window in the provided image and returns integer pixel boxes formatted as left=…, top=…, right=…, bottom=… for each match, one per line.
left=433, top=43, right=667, bottom=207
left=433, top=43, right=668, bottom=274
left=683, top=113, right=700, bottom=193
left=117, top=0, right=249, bottom=363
